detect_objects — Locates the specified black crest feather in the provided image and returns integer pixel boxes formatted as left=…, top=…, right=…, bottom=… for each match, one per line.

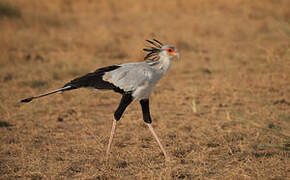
left=143, top=39, right=164, bottom=60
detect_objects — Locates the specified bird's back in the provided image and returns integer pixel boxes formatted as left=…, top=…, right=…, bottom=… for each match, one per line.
left=103, top=62, right=159, bottom=93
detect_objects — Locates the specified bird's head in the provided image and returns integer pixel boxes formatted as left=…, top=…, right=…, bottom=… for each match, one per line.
left=143, top=39, right=180, bottom=61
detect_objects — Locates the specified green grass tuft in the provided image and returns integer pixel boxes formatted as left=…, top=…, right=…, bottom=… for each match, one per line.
left=261, top=145, right=290, bottom=151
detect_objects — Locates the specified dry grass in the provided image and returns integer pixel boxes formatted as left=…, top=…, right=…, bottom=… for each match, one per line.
left=1, top=0, right=290, bottom=179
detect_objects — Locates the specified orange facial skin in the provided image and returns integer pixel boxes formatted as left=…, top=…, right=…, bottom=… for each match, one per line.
left=166, top=48, right=176, bottom=56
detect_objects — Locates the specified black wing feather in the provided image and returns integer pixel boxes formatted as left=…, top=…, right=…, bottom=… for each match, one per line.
left=63, top=65, right=125, bottom=94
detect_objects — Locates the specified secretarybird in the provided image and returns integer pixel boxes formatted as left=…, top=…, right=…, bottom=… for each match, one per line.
left=20, top=39, right=179, bottom=161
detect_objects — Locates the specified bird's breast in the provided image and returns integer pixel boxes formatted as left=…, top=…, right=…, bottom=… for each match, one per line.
left=132, top=72, right=163, bottom=100
left=132, top=81, right=153, bottom=100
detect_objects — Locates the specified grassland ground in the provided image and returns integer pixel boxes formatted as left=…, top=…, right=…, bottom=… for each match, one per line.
left=0, top=0, right=289, bottom=179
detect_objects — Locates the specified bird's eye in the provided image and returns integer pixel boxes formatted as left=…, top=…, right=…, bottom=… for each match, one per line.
left=167, top=48, right=173, bottom=53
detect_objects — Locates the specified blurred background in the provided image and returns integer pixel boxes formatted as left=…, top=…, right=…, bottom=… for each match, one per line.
left=0, top=0, right=289, bottom=179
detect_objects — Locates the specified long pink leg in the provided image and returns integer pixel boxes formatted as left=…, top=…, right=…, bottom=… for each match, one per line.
left=106, top=119, right=117, bottom=159
left=147, top=123, right=170, bottom=161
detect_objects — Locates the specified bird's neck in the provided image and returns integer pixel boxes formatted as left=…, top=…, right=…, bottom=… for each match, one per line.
left=153, top=55, right=172, bottom=73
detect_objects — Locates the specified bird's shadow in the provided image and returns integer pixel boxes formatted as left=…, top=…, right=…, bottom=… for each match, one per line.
left=0, top=121, right=13, bottom=128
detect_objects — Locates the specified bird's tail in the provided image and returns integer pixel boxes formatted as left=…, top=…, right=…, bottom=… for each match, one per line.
left=20, top=65, right=122, bottom=103
left=19, top=86, right=73, bottom=103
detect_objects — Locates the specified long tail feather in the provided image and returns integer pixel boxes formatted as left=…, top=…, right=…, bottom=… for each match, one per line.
left=19, top=86, right=72, bottom=103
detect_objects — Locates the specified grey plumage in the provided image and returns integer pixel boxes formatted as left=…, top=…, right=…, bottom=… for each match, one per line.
left=103, top=62, right=162, bottom=99
left=103, top=45, right=179, bottom=100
